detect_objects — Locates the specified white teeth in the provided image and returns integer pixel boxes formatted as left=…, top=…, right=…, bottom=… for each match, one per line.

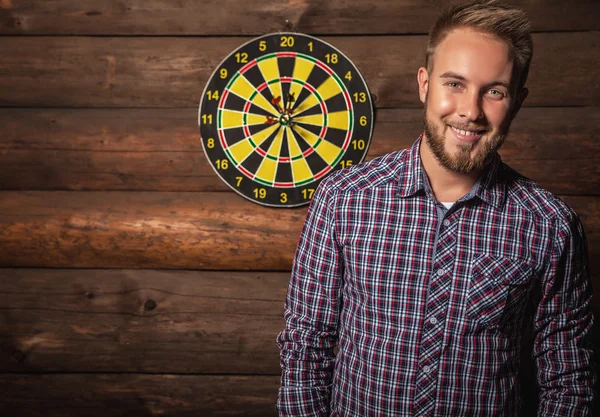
left=452, top=126, right=481, bottom=136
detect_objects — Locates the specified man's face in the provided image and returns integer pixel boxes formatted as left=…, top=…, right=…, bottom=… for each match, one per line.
left=417, top=28, right=526, bottom=173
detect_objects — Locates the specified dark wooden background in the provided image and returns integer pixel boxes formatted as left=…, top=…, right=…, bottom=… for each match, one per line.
left=0, top=1, right=598, bottom=416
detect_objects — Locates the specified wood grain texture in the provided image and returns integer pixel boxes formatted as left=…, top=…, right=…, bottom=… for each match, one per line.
left=0, top=191, right=305, bottom=270
left=0, top=269, right=286, bottom=374
left=1, top=107, right=598, bottom=195
left=0, top=192, right=597, bottom=272
left=0, top=33, right=597, bottom=108
left=0, top=345, right=595, bottom=417
left=0, top=0, right=598, bottom=35
left=1, top=268, right=598, bottom=375
left=0, top=374, right=280, bottom=417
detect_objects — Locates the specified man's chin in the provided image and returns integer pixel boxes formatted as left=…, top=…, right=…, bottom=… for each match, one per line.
left=437, top=145, right=485, bottom=173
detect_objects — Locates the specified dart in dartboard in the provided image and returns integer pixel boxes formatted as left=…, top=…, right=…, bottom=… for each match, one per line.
left=199, top=32, right=374, bottom=207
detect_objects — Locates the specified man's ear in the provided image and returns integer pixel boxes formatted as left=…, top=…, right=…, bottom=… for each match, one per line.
left=417, top=67, right=429, bottom=104
left=510, top=87, right=528, bottom=120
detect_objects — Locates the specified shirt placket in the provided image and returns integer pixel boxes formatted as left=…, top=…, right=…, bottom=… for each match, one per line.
left=413, top=203, right=458, bottom=417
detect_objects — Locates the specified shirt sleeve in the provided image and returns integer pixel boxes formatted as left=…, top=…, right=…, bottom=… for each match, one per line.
left=276, top=180, right=344, bottom=417
left=533, top=211, right=596, bottom=416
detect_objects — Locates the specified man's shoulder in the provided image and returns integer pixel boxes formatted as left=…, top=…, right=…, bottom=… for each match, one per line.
left=501, top=163, right=577, bottom=224
left=319, top=149, right=409, bottom=194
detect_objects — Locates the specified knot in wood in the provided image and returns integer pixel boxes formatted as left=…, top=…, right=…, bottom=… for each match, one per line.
left=11, top=349, right=26, bottom=363
left=144, top=299, right=157, bottom=311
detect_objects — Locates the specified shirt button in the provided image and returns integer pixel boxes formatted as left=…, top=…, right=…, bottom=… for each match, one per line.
left=436, top=269, right=445, bottom=276
left=429, top=317, right=438, bottom=325
left=443, top=219, right=451, bottom=227
left=423, top=365, right=431, bottom=373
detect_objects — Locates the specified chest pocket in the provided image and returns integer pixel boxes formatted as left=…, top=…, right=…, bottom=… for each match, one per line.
left=467, top=253, right=532, bottom=326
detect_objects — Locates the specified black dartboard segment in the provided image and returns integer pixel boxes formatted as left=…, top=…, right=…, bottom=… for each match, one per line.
left=199, top=33, right=374, bottom=207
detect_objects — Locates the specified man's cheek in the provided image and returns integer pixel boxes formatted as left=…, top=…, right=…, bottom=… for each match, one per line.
left=431, top=92, right=455, bottom=116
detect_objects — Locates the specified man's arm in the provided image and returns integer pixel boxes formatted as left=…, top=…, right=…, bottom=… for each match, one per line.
left=533, top=212, right=596, bottom=415
left=276, top=181, right=343, bottom=417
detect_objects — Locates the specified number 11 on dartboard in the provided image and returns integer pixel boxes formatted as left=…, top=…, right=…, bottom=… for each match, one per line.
left=198, top=32, right=374, bottom=207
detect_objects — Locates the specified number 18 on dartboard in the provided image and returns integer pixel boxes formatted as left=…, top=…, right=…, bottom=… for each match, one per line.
left=199, top=32, right=374, bottom=207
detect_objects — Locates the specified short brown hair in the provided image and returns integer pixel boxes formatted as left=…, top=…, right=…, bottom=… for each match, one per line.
left=426, top=0, right=533, bottom=91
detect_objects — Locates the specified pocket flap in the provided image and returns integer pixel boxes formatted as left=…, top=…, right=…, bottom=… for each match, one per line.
left=471, top=253, right=531, bottom=286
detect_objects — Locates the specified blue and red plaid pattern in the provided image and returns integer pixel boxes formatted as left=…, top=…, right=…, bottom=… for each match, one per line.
left=277, top=138, right=595, bottom=416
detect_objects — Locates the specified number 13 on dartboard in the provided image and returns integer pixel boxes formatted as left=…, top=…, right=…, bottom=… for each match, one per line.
left=199, top=32, right=374, bottom=207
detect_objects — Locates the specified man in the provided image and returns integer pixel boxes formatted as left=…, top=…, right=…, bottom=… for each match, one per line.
left=277, top=1, right=595, bottom=416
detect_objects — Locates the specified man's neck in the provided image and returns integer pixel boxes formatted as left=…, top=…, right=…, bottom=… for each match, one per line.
left=419, top=136, right=481, bottom=203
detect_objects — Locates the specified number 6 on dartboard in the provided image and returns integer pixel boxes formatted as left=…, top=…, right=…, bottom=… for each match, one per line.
left=199, top=32, right=374, bottom=207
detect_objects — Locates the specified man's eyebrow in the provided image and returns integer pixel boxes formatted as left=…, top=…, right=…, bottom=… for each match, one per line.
left=439, top=71, right=511, bottom=90
left=439, top=71, right=467, bottom=81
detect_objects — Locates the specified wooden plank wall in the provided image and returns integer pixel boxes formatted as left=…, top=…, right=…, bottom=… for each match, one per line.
left=0, top=1, right=598, bottom=415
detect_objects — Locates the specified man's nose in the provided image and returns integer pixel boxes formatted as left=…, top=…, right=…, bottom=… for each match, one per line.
left=458, top=90, right=483, bottom=121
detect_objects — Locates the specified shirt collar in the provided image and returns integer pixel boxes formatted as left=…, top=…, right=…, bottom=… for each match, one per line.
left=398, top=136, right=506, bottom=209
left=396, top=136, right=427, bottom=198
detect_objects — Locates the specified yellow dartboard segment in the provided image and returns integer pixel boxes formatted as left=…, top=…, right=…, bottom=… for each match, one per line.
left=267, top=127, right=285, bottom=159
left=251, top=123, right=280, bottom=148
left=291, top=156, right=313, bottom=184
left=293, top=92, right=320, bottom=116
left=292, top=124, right=320, bottom=148
left=293, top=113, right=325, bottom=127
left=249, top=91, right=281, bottom=116
left=255, top=127, right=285, bottom=183
left=245, top=112, right=270, bottom=126
left=286, top=127, right=305, bottom=158
left=220, top=109, right=271, bottom=129
left=257, top=57, right=283, bottom=104
left=316, top=76, right=343, bottom=102
left=228, top=74, right=279, bottom=116
left=293, top=124, right=341, bottom=166
left=220, top=109, right=245, bottom=129
left=228, top=75, right=256, bottom=101
left=255, top=156, right=278, bottom=184
left=327, top=110, right=351, bottom=131
left=315, top=140, right=342, bottom=166
left=228, top=138, right=255, bottom=164
left=289, top=58, right=315, bottom=106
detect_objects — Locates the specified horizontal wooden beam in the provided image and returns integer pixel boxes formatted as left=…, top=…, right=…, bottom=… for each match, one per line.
left=0, top=192, right=597, bottom=272
left=0, top=351, right=595, bottom=416
left=0, top=0, right=597, bottom=35
left=0, top=191, right=304, bottom=270
left=0, top=269, right=286, bottom=374
left=1, top=269, right=598, bottom=375
left=0, top=374, right=280, bottom=417
left=1, top=107, right=597, bottom=195
left=0, top=33, right=597, bottom=108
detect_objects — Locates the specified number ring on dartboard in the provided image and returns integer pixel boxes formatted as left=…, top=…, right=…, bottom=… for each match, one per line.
left=199, top=32, right=374, bottom=207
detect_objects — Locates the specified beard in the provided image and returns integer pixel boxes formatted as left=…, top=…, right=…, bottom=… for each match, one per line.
left=423, top=102, right=509, bottom=173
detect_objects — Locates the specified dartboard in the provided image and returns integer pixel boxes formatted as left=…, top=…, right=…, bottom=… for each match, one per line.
left=199, top=32, right=374, bottom=207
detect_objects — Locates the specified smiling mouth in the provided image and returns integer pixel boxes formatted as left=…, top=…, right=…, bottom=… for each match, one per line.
left=448, top=125, right=489, bottom=143
left=450, top=126, right=486, bottom=136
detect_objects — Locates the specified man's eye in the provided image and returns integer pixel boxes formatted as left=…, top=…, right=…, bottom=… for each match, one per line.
left=446, top=82, right=461, bottom=88
left=487, top=89, right=506, bottom=99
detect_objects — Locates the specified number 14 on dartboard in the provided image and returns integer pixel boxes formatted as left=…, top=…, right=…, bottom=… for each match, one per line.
left=199, top=33, right=374, bottom=207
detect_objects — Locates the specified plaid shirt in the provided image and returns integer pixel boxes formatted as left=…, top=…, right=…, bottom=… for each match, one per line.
left=277, top=138, right=595, bottom=416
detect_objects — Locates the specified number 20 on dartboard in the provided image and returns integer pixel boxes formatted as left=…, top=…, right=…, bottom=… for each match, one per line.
left=199, top=32, right=374, bottom=207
